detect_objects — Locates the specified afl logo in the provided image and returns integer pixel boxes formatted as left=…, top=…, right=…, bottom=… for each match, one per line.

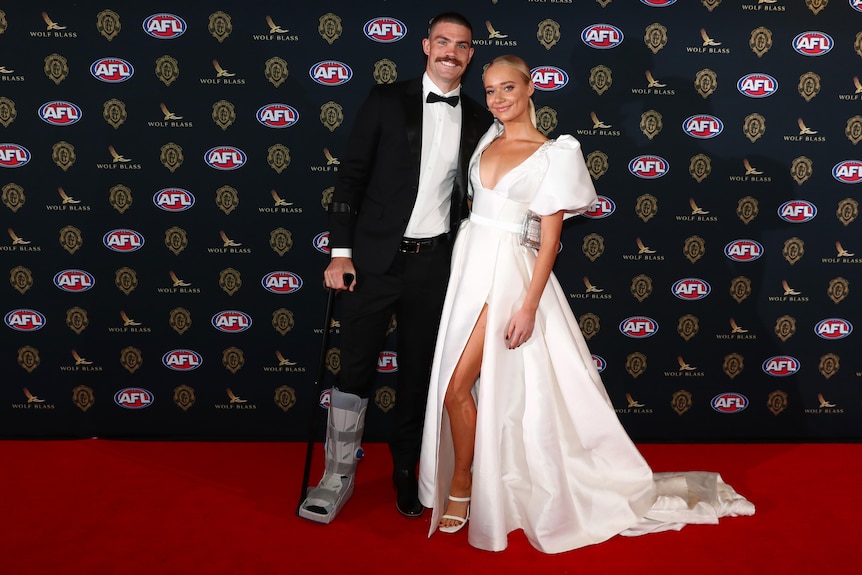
left=205, top=146, right=246, bottom=170
left=211, top=310, right=252, bottom=333
left=682, top=115, right=723, bottom=139
left=377, top=351, right=398, bottom=373
left=628, top=155, right=669, bottom=179
left=38, top=101, right=82, bottom=126
left=853, top=0, right=862, bottom=13
left=309, top=61, right=353, bottom=86
left=114, top=388, right=154, bottom=409
left=530, top=66, right=569, bottom=91
left=792, top=31, right=832, bottom=56
left=90, top=58, right=134, bottom=83
left=641, top=0, right=677, bottom=5
left=4, top=309, right=46, bottom=332
left=724, top=239, right=763, bottom=262
left=262, top=271, right=303, bottom=294
left=313, top=231, right=330, bottom=254
left=592, top=355, right=607, bottom=373
left=581, top=24, right=624, bottom=49
left=320, top=389, right=331, bottom=409
left=619, top=316, right=658, bottom=338
left=737, top=73, right=777, bottom=98
left=832, top=160, right=862, bottom=184
left=778, top=200, right=817, bottom=223
left=671, top=278, right=711, bottom=300
left=364, top=17, right=407, bottom=43
left=815, top=318, right=852, bottom=340
left=153, top=188, right=195, bottom=212
left=256, top=104, right=299, bottom=128
left=143, top=14, right=187, bottom=39
left=53, top=269, right=95, bottom=293
left=103, top=229, right=145, bottom=252
left=162, top=349, right=203, bottom=371
left=711, top=393, right=748, bottom=414
left=762, top=356, right=800, bottom=377
left=583, top=196, right=615, bottom=219
left=0, top=144, right=31, bottom=168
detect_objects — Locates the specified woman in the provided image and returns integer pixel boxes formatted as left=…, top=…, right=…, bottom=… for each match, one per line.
left=417, top=56, right=753, bottom=554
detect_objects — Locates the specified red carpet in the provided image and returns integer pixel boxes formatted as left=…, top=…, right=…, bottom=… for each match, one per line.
left=0, top=441, right=857, bottom=574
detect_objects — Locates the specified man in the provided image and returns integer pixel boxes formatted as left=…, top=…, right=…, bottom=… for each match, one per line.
left=299, top=12, right=493, bottom=523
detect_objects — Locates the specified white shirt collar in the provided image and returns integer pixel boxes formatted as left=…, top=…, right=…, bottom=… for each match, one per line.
left=422, top=72, right=461, bottom=99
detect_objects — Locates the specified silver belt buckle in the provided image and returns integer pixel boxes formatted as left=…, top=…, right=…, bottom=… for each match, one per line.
left=400, top=240, right=420, bottom=253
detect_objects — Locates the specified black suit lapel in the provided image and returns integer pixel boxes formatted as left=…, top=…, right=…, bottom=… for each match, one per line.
left=451, top=98, right=488, bottom=229
left=403, top=80, right=423, bottom=180
left=451, top=105, right=470, bottom=229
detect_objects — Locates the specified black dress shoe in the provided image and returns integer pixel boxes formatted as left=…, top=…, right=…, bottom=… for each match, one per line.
left=392, top=468, right=424, bottom=517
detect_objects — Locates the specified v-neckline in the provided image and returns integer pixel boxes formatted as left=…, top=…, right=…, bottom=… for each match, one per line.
left=478, top=139, right=551, bottom=191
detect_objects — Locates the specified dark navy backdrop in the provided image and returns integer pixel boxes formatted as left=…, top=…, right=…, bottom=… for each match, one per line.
left=2, top=0, right=860, bottom=441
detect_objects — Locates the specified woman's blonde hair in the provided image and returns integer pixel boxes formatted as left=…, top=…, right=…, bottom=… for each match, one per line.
left=483, top=55, right=537, bottom=127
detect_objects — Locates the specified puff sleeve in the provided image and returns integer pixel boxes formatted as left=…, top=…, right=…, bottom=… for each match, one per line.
left=528, top=135, right=598, bottom=220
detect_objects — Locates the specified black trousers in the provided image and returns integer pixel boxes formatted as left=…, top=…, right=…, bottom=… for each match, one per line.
left=337, top=240, right=451, bottom=471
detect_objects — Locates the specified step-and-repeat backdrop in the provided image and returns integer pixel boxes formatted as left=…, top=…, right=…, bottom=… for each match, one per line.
left=3, top=0, right=861, bottom=441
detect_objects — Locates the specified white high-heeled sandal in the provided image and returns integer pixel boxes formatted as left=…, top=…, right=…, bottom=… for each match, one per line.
left=439, top=495, right=471, bottom=534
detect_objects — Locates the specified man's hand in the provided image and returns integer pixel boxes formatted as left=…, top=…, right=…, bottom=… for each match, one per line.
left=324, top=257, right=357, bottom=291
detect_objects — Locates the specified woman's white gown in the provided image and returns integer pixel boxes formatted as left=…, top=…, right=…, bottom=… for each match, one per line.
left=418, top=124, right=754, bottom=554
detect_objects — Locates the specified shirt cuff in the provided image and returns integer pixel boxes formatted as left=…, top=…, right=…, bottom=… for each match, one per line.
left=331, top=248, right=352, bottom=259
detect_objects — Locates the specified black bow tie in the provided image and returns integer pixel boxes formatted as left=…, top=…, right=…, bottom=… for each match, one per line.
left=426, top=92, right=459, bottom=107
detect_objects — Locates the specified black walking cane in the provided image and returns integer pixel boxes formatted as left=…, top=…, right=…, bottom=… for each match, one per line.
left=296, top=273, right=353, bottom=516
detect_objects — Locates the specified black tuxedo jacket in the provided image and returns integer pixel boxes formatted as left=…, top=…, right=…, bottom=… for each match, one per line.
left=329, top=77, right=493, bottom=275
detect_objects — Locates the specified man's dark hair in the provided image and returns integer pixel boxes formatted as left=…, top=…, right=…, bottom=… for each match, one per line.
left=428, top=12, right=473, bottom=36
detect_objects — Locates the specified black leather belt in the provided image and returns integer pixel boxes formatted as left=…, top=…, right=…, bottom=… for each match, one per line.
left=399, top=233, right=447, bottom=254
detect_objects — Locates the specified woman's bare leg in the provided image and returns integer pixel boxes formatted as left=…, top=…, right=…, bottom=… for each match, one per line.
left=439, top=304, right=487, bottom=529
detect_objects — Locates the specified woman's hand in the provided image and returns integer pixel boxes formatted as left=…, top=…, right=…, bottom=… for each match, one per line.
left=506, top=307, right=536, bottom=349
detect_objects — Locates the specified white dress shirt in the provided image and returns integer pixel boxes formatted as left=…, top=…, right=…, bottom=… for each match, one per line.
left=404, top=73, right=462, bottom=238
